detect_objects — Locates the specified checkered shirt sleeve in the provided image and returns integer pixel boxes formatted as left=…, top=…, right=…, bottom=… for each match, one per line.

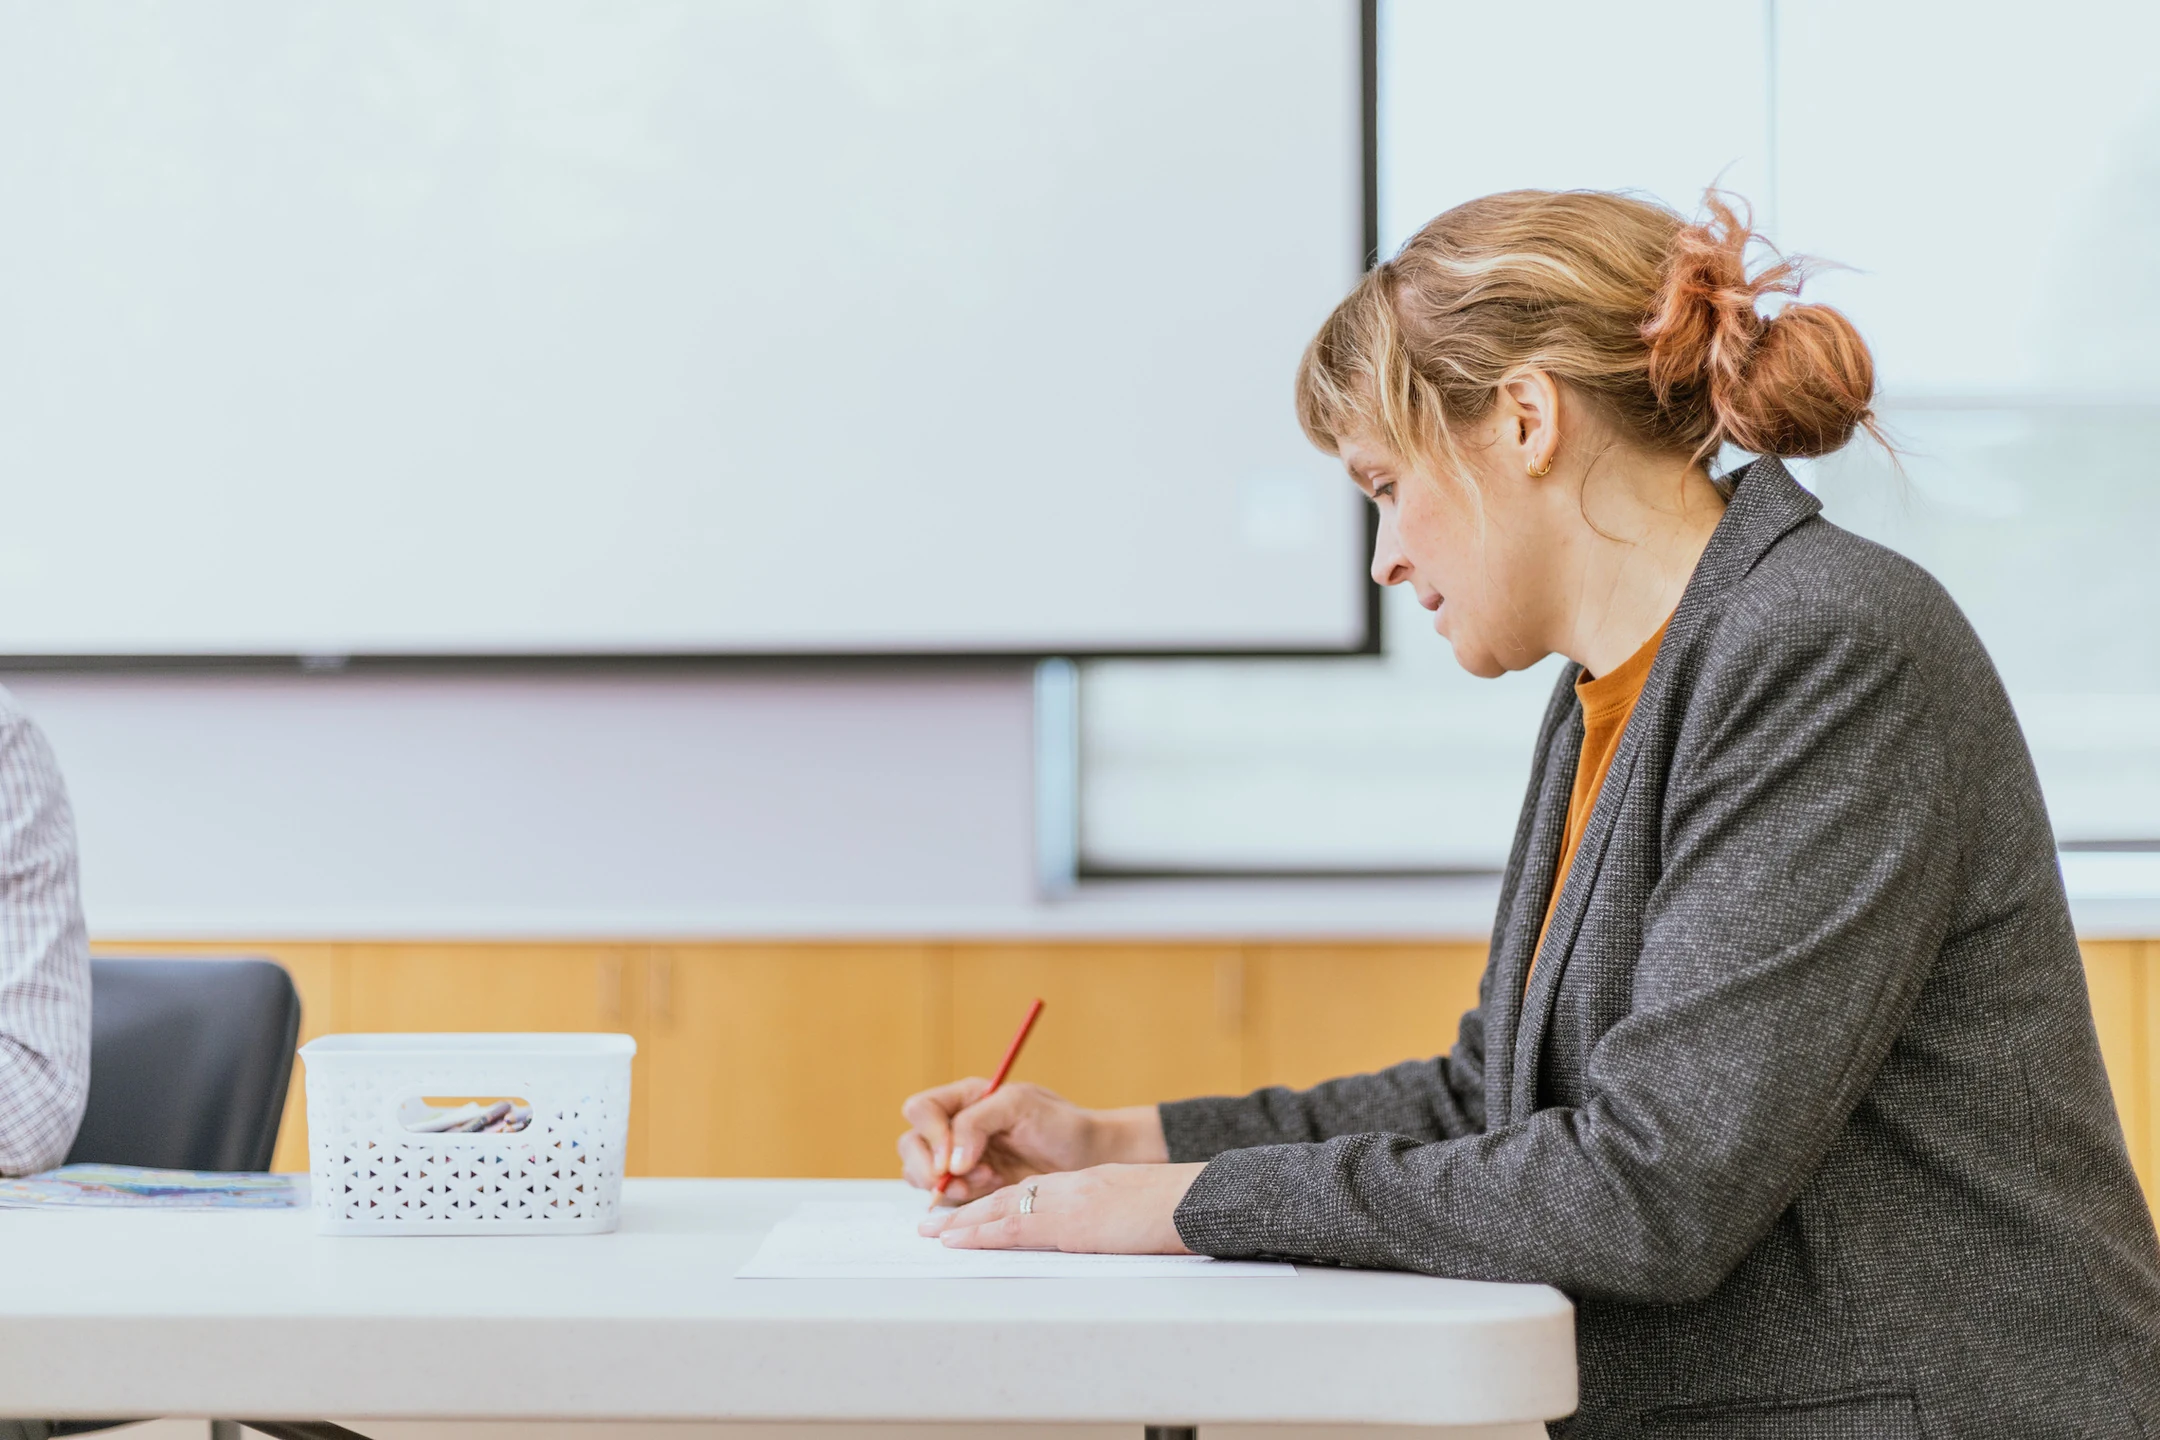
left=0, top=686, right=90, bottom=1175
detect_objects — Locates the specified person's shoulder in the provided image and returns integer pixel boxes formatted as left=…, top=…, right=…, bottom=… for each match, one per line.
left=1699, top=514, right=1981, bottom=674
left=0, top=686, right=65, bottom=783
left=0, top=685, right=35, bottom=744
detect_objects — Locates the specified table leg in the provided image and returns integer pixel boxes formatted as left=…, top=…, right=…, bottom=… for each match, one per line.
left=1144, top=1427, right=1197, bottom=1440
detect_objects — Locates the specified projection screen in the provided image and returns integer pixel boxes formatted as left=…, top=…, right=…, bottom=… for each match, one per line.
left=0, top=1, right=1369, bottom=659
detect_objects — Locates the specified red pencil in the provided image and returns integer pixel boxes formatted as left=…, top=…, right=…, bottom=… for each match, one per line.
left=929, top=996, right=1045, bottom=1203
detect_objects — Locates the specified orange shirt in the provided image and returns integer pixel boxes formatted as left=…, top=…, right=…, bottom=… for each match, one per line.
left=1527, top=615, right=1672, bottom=988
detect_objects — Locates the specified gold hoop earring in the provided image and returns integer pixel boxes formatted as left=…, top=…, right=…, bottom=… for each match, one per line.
left=1527, top=456, right=1552, bottom=479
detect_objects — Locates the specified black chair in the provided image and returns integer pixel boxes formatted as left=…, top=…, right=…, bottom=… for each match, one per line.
left=36, top=959, right=368, bottom=1440
left=67, top=958, right=301, bottom=1173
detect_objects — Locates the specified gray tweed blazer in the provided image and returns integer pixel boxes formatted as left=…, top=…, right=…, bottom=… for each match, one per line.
left=1162, top=458, right=2160, bottom=1438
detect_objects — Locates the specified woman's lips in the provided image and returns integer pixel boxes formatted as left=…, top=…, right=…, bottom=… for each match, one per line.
left=1420, top=592, right=1443, bottom=611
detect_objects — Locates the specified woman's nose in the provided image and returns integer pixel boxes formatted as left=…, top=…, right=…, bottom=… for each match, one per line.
left=1371, top=542, right=1411, bottom=589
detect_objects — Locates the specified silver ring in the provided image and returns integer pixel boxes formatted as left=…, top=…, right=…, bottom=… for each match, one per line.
left=1018, top=1182, right=1037, bottom=1216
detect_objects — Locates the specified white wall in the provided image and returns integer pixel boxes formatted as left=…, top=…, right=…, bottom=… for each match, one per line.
left=5, top=670, right=1037, bottom=937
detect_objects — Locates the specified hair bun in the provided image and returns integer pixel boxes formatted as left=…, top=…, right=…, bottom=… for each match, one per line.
left=1642, top=191, right=1879, bottom=459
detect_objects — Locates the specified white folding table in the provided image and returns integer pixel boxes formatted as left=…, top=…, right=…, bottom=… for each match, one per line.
left=0, top=1178, right=1575, bottom=1437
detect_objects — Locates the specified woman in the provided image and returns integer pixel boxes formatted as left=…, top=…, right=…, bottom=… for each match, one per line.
left=897, top=191, right=2160, bottom=1436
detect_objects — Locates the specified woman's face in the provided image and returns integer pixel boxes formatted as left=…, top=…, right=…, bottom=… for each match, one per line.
left=1340, top=429, right=1560, bottom=679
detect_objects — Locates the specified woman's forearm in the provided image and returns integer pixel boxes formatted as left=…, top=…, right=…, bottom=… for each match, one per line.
left=1155, top=1054, right=1485, bottom=1164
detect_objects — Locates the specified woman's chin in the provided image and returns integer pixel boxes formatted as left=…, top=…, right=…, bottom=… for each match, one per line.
left=1440, top=631, right=1508, bottom=680
left=1460, top=655, right=1510, bottom=680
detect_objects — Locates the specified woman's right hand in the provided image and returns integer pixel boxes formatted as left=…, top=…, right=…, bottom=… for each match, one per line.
left=897, top=1078, right=1168, bottom=1205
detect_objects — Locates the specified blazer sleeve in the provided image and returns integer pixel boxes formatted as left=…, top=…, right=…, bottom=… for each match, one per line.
left=1169, top=598, right=1960, bottom=1303
left=1158, top=992, right=1490, bottom=1158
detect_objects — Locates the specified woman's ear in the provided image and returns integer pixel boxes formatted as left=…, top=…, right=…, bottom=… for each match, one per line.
left=1497, top=368, right=1563, bottom=479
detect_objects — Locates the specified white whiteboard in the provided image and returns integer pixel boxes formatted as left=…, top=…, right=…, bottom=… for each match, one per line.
left=0, top=1, right=1367, bottom=657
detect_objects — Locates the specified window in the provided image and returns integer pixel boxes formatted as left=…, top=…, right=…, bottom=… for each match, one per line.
left=1078, top=0, right=2160, bottom=878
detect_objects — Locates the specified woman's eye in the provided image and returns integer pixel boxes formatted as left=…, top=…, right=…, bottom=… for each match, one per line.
left=1372, top=482, right=1396, bottom=503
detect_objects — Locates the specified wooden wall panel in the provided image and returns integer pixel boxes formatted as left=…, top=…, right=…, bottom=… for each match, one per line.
left=2084, top=941, right=2150, bottom=1202
left=2147, top=942, right=2160, bottom=1207
left=948, top=944, right=1244, bottom=1111
left=83, top=936, right=2160, bottom=1223
left=340, top=943, right=641, bottom=1033
left=641, top=945, right=946, bottom=1178
left=1245, top=943, right=1487, bottom=1092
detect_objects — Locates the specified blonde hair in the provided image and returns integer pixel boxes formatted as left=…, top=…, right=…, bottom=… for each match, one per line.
left=1295, top=188, right=1882, bottom=474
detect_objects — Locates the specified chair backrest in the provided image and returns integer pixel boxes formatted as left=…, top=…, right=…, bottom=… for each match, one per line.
left=65, top=957, right=302, bottom=1173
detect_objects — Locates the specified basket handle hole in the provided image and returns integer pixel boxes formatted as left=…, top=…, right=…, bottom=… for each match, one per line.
left=398, top=1095, right=533, bottom=1134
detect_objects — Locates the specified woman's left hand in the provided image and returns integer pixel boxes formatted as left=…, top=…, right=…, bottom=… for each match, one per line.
left=918, top=1161, right=1206, bottom=1254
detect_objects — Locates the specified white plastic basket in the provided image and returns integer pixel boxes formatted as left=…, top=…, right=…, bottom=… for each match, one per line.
left=299, top=1033, right=636, bottom=1235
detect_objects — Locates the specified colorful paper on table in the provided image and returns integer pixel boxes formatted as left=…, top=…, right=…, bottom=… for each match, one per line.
left=737, top=1201, right=1296, bottom=1278
left=0, top=1164, right=308, bottom=1209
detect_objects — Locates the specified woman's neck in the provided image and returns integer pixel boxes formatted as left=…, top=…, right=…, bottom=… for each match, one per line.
left=1554, top=453, right=1727, bottom=678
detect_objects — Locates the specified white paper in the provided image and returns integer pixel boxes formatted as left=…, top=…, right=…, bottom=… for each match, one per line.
left=737, top=1202, right=1296, bottom=1279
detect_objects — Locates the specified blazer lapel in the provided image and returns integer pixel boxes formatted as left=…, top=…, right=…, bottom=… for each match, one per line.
left=1506, top=457, right=1823, bottom=1118
left=1484, top=671, right=1581, bottom=1129
left=1509, top=732, right=1644, bottom=1120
